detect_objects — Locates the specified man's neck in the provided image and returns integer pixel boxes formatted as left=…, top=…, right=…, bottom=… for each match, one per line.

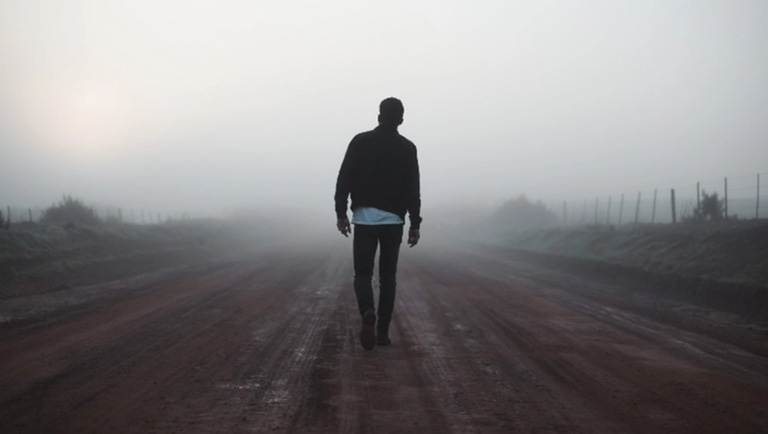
left=378, top=123, right=399, bottom=132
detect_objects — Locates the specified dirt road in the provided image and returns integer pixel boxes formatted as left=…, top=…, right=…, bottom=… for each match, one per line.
left=1, top=238, right=766, bottom=433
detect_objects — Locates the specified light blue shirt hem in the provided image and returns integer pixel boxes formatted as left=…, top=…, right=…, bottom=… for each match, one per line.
left=351, top=207, right=404, bottom=225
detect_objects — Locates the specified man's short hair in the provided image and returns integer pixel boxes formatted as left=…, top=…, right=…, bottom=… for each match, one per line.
left=379, top=97, right=404, bottom=124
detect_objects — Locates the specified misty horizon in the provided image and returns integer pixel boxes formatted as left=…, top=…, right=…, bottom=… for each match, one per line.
left=1, top=1, right=766, bottom=220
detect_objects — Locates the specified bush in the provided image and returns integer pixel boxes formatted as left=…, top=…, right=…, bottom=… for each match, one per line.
left=489, top=195, right=558, bottom=231
left=694, top=190, right=724, bottom=221
left=40, top=195, right=101, bottom=226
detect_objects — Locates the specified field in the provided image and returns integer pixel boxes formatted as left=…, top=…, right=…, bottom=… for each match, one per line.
left=1, top=220, right=767, bottom=433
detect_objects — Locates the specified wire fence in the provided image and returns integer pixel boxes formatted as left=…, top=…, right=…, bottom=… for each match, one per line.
left=3, top=171, right=765, bottom=229
left=1, top=204, right=200, bottom=227
left=553, top=171, right=766, bottom=226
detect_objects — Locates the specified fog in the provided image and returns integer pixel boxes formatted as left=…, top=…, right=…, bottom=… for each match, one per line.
left=1, top=1, right=766, bottom=222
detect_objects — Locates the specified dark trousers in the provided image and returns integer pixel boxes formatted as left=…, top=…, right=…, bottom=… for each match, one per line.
left=353, top=224, right=403, bottom=332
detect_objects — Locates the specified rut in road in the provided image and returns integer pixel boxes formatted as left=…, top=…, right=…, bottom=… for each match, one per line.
left=0, top=241, right=766, bottom=433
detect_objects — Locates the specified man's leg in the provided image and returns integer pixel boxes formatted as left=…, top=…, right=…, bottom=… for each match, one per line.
left=354, top=225, right=379, bottom=350
left=376, top=224, right=403, bottom=343
left=353, top=225, right=378, bottom=316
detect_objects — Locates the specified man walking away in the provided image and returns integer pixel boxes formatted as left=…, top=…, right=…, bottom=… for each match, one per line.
left=334, top=97, right=422, bottom=350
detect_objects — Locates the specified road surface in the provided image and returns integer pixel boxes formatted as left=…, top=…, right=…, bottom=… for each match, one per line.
left=1, top=238, right=766, bottom=433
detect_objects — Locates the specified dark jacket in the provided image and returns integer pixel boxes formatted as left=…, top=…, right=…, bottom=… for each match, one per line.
left=335, top=125, right=422, bottom=229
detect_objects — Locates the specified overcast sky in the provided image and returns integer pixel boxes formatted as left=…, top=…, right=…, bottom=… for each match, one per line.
left=1, top=0, right=766, bottom=218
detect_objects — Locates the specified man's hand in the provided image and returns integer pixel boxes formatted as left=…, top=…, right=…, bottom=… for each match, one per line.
left=337, top=218, right=351, bottom=237
left=407, top=228, right=420, bottom=247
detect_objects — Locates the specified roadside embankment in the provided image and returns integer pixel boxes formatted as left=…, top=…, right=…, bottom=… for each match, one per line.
left=502, top=221, right=768, bottom=288
left=478, top=221, right=768, bottom=320
left=0, top=220, right=269, bottom=298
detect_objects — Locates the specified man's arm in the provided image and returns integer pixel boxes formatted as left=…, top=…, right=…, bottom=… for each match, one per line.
left=337, top=217, right=351, bottom=237
left=407, top=228, right=419, bottom=247
left=406, top=145, right=421, bottom=247
left=334, top=139, right=356, bottom=236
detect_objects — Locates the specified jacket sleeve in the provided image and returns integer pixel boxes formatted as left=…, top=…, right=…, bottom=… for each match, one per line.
left=406, top=145, right=422, bottom=229
left=334, top=139, right=355, bottom=219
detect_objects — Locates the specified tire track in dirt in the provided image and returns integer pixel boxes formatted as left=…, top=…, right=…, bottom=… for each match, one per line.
left=397, top=245, right=768, bottom=433
left=1, top=240, right=766, bottom=433
left=396, top=255, right=620, bottom=433
left=293, top=253, right=455, bottom=433
left=0, top=258, right=264, bottom=407
left=0, top=246, right=331, bottom=433
left=458, top=243, right=768, bottom=386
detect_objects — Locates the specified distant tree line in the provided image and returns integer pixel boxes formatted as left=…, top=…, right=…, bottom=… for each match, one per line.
left=489, top=195, right=558, bottom=231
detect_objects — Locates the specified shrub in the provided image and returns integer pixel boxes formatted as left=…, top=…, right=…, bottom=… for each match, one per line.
left=694, top=190, right=724, bottom=221
left=489, top=195, right=558, bottom=231
left=40, top=195, right=101, bottom=226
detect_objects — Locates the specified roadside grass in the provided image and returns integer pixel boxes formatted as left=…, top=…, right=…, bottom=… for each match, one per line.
left=0, top=219, right=259, bottom=298
left=499, top=220, right=768, bottom=289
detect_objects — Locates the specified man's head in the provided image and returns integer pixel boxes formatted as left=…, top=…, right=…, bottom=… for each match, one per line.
left=378, top=97, right=404, bottom=127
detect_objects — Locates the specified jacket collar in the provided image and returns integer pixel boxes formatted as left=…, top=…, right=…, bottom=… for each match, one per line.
left=375, top=124, right=399, bottom=132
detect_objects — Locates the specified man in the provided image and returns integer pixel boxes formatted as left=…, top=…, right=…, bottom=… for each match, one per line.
left=334, top=97, right=422, bottom=350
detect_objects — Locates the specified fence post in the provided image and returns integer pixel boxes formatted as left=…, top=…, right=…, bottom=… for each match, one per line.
left=562, top=201, right=567, bottom=226
left=573, top=201, right=577, bottom=226
left=606, top=196, right=612, bottom=225
left=671, top=189, right=677, bottom=224
left=757, top=174, right=761, bottom=219
left=634, top=192, right=641, bottom=224
left=696, top=181, right=700, bottom=216
left=618, top=194, right=624, bottom=225
left=651, top=189, right=658, bottom=224
left=594, top=198, right=599, bottom=224
left=724, top=177, right=728, bottom=220
left=7, top=206, right=10, bottom=226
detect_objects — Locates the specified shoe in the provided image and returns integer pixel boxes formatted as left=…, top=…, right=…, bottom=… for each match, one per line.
left=360, top=309, right=376, bottom=350
left=376, top=332, right=391, bottom=346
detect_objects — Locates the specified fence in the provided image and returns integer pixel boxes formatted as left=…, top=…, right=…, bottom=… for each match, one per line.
left=4, top=171, right=766, bottom=229
left=1, top=204, right=201, bottom=228
left=553, top=172, right=766, bottom=226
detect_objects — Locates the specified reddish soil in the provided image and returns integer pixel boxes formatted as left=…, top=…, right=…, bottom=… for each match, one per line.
left=1, top=239, right=766, bottom=433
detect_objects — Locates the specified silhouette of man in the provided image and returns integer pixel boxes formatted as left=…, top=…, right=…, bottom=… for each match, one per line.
left=335, top=97, right=422, bottom=350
